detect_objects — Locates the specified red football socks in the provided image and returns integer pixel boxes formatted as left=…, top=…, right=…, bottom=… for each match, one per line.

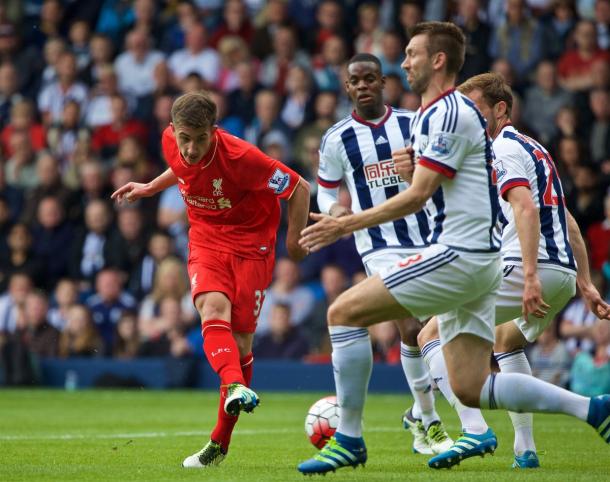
left=211, top=352, right=254, bottom=452
left=202, top=319, right=244, bottom=386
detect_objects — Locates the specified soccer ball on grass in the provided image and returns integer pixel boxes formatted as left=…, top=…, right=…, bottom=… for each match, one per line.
left=304, top=395, right=339, bottom=448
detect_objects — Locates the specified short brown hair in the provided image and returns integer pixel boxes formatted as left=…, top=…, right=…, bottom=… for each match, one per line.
left=457, top=72, right=513, bottom=117
left=171, top=91, right=217, bottom=129
left=411, top=21, right=465, bottom=76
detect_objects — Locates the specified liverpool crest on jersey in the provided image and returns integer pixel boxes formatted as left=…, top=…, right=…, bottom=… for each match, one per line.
left=213, top=178, right=223, bottom=196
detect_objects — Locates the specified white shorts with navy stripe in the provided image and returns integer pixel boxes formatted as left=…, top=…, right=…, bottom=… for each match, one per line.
left=379, top=244, right=503, bottom=344
left=496, top=264, right=576, bottom=342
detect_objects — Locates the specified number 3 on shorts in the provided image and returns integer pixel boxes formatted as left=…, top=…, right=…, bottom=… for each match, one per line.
left=253, top=289, right=267, bottom=317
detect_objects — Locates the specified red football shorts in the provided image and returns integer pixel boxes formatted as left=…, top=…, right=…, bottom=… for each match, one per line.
left=187, top=249, right=274, bottom=333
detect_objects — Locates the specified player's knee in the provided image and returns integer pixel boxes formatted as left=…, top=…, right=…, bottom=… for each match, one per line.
left=494, top=324, right=525, bottom=353
left=327, top=300, right=347, bottom=326
left=417, top=322, right=437, bottom=349
left=398, top=319, right=420, bottom=345
left=450, top=375, right=485, bottom=408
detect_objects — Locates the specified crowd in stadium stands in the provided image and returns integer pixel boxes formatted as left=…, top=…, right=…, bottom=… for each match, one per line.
left=0, top=0, right=609, bottom=393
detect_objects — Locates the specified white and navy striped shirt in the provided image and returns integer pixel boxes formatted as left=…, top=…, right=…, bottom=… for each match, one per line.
left=410, top=89, right=501, bottom=253
left=493, top=124, right=575, bottom=272
left=318, top=106, right=431, bottom=260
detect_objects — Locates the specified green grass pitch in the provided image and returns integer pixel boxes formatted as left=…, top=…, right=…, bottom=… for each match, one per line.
left=0, top=389, right=608, bottom=481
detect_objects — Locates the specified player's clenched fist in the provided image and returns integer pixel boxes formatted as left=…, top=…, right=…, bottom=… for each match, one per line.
left=392, top=146, right=416, bottom=183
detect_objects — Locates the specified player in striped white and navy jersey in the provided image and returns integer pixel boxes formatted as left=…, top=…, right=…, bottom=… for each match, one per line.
left=298, top=22, right=610, bottom=476
left=418, top=73, right=610, bottom=469
left=317, top=53, right=452, bottom=455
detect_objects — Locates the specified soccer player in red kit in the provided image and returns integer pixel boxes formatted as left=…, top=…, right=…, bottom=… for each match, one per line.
left=112, top=92, right=310, bottom=467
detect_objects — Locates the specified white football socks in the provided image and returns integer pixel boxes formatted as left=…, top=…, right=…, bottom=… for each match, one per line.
left=329, top=326, right=373, bottom=438
left=422, top=340, right=489, bottom=434
left=480, top=372, right=589, bottom=421
left=400, top=343, right=439, bottom=428
left=495, top=349, right=535, bottom=455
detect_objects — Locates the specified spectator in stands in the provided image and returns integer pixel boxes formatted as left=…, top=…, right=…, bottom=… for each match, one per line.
left=0, top=272, right=32, bottom=335
left=455, top=0, right=492, bottom=82
left=570, top=319, right=610, bottom=396
left=544, top=0, right=578, bottom=59
left=160, top=0, right=200, bottom=54
left=587, top=193, right=610, bottom=271
left=38, top=51, right=88, bottom=126
left=0, top=62, right=22, bottom=129
left=95, top=0, right=135, bottom=47
left=85, top=65, right=127, bottom=129
left=47, top=278, right=79, bottom=331
left=113, top=136, right=154, bottom=183
left=31, top=196, right=73, bottom=289
left=569, top=162, right=606, bottom=231
left=87, top=268, right=137, bottom=355
left=167, top=23, right=220, bottom=88
left=138, top=296, right=192, bottom=358
left=226, top=60, right=263, bottom=125
left=558, top=19, right=610, bottom=91
left=528, top=322, right=571, bottom=387
left=20, top=152, right=74, bottom=227
left=0, top=224, right=43, bottom=291
left=307, top=263, right=348, bottom=354
left=156, top=183, right=188, bottom=259
left=1, top=100, right=46, bottom=159
left=378, top=30, right=408, bottom=88
left=294, top=91, right=337, bottom=165
left=209, top=0, right=254, bottom=49
left=131, top=0, right=161, bottom=39
left=138, top=257, right=196, bottom=341
left=0, top=196, right=10, bottom=255
left=28, top=0, right=64, bottom=50
left=256, top=257, right=315, bottom=336
left=251, top=0, right=294, bottom=59
left=280, top=64, right=316, bottom=131
left=354, top=2, right=384, bottom=56
left=254, top=302, right=310, bottom=359
left=383, top=73, right=405, bottom=107
left=560, top=289, right=604, bottom=356
left=59, top=304, right=103, bottom=358
left=524, top=61, right=574, bottom=144
left=259, top=24, right=310, bottom=96
left=216, top=35, right=253, bottom=94
left=207, top=89, right=245, bottom=138
left=128, top=230, right=174, bottom=300
left=589, top=89, right=610, bottom=165
left=68, top=19, right=91, bottom=72
left=22, top=290, right=59, bottom=359
left=5, top=130, right=39, bottom=189
left=594, top=0, right=610, bottom=50
left=46, top=100, right=91, bottom=169
left=74, top=160, right=112, bottom=211
left=114, top=27, right=165, bottom=101
left=0, top=21, right=43, bottom=98
left=69, top=199, right=116, bottom=285
left=113, top=310, right=140, bottom=359
left=244, top=89, right=290, bottom=148
left=396, top=1, right=423, bottom=42
left=82, top=33, right=115, bottom=87
left=146, top=92, right=174, bottom=166
left=108, top=205, right=148, bottom=276
left=40, top=36, right=67, bottom=89
left=489, top=0, right=544, bottom=85
left=0, top=165, right=23, bottom=223
left=312, top=34, right=347, bottom=92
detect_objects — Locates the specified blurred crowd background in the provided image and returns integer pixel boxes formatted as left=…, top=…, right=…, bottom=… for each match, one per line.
left=0, top=0, right=609, bottom=395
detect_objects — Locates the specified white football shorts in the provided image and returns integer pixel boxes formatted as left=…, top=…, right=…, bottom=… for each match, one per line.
left=496, top=264, right=576, bottom=342
left=379, top=243, right=503, bottom=344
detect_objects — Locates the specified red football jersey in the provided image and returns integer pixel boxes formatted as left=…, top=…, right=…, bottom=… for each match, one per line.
left=162, top=127, right=300, bottom=259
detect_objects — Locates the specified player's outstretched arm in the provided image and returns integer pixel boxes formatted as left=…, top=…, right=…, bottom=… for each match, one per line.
left=567, top=210, right=610, bottom=319
left=300, top=165, right=443, bottom=252
left=285, top=177, right=311, bottom=261
left=506, top=185, right=549, bottom=320
left=111, top=168, right=178, bottom=204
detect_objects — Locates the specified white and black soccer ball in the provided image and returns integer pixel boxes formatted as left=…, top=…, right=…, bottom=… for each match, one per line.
left=304, top=395, right=339, bottom=448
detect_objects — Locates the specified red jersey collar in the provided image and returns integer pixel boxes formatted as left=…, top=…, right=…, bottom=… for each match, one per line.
left=178, top=128, right=219, bottom=169
left=351, top=105, right=392, bottom=128
left=419, top=87, right=456, bottom=114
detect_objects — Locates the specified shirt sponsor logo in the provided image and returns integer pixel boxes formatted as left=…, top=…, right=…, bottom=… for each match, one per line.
left=430, top=133, right=453, bottom=156
left=179, top=188, right=232, bottom=210
left=268, top=168, right=290, bottom=194
left=364, top=159, right=404, bottom=189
